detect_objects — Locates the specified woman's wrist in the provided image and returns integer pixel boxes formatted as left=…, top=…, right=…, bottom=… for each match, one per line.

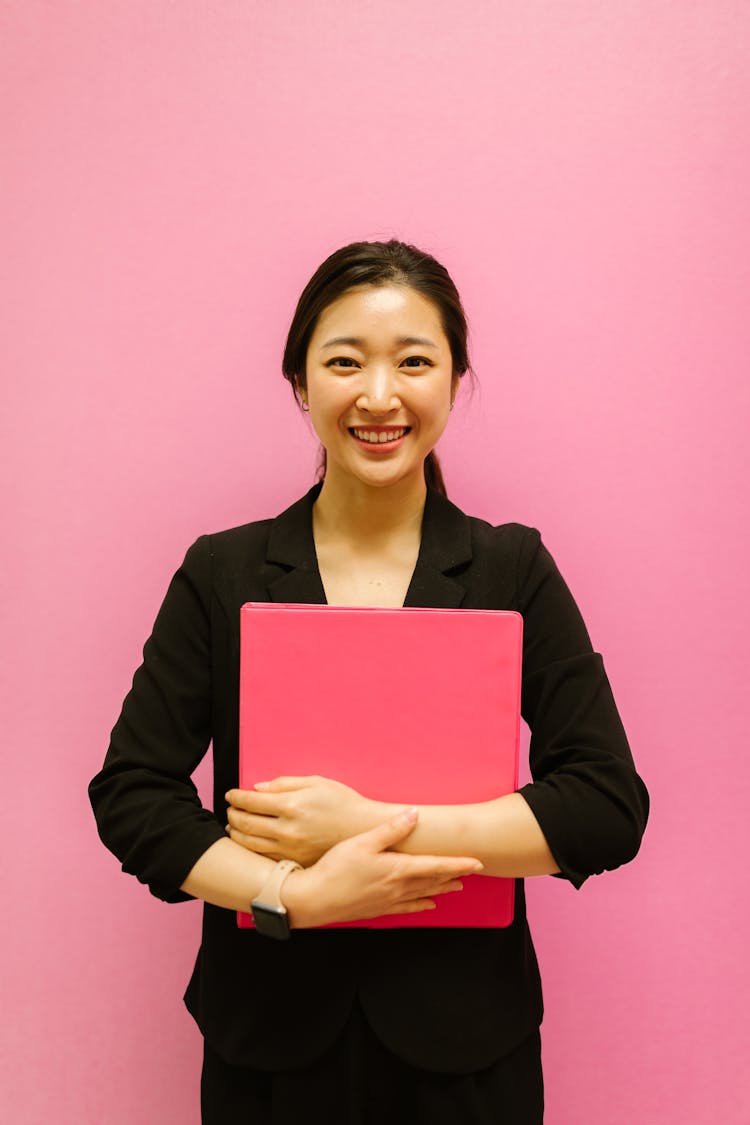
left=282, top=866, right=321, bottom=929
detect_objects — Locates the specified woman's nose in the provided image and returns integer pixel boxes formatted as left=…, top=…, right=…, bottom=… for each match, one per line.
left=356, top=366, right=400, bottom=414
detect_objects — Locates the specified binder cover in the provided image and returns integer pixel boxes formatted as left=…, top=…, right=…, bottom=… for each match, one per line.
left=237, top=603, right=522, bottom=929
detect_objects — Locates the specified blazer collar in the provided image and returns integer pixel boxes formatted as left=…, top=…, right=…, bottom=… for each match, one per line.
left=264, top=480, right=473, bottom=609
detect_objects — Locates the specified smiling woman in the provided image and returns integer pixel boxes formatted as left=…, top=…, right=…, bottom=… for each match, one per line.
left=89, top=238, right=649, bottom=1124
left=282, top=239, right=473, bottom=499
left=302, top=285, right=457, bottom=491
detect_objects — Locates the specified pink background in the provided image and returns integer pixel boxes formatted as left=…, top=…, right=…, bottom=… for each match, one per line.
left=2, top=2, right=748, bottom=1122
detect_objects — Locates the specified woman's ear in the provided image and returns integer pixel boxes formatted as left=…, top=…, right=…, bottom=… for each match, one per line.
left=450, top=373, right=460, bottom=406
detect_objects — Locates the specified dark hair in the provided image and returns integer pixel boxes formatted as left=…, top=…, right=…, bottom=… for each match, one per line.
left=281, top=238, right=474, bottom=497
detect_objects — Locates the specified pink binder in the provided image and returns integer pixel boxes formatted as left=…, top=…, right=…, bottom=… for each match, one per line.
left=237, top=603, right=522, bottom=929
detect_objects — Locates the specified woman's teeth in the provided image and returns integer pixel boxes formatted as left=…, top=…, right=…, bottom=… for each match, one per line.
left=352, top=428, right=407, bottom=444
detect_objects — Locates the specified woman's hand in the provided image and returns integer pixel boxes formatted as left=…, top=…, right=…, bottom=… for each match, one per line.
left=225, top=776, right=374, bottom=867
left=282, top=807, right=484, bottom=928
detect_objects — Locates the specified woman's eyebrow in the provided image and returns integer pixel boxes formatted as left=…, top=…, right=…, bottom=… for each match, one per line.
left=320, top=335, right=439, bottom=350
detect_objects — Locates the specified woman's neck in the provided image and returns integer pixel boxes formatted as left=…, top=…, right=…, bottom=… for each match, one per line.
left=312, top=466, right=427, bottom=548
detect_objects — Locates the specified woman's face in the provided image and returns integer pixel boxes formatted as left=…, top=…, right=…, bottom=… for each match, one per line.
left=303, top=284, right=458, bottom=492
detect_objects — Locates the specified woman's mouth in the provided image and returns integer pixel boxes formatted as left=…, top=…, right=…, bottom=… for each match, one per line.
left=349, top=426, right=411, bottom=451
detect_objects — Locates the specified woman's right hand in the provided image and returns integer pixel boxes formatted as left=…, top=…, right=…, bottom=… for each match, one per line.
left=282, top=807, right=483, bottom=928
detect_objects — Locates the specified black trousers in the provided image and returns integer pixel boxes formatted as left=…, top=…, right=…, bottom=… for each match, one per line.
left=201, top=996, right=544, bottom=1124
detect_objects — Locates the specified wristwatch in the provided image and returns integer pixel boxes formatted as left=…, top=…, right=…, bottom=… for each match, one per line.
left=250, top=859, right=303, bottom=940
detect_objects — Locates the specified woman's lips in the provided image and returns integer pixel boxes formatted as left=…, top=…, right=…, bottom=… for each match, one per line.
left=348, top=426, right=411, bottom=452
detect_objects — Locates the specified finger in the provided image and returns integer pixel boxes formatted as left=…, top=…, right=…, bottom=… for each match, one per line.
left=392, top=875, right=466, bottom=901
left=381, top=882, right=464, bottom=918
left=225, top=789, right=287, bottom=815
left=253, top=776, right=317, bottom=792
left=359, top=808, right=420, bottom=852
left=227, top=807, right=280, bottom=837
left=428, top=879, right=464, bottom=895
left=226, top=826, right=280, bottom=856
left=379, top=898, right=437, bottom=916
left=398, top=855, right=484, bottom=879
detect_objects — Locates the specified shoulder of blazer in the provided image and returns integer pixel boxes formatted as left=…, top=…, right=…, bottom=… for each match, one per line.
left=195, top=484, right=319, bottom=569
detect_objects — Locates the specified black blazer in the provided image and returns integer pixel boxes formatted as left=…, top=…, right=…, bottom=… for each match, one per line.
left=89, top=482, right=649, bottom=1073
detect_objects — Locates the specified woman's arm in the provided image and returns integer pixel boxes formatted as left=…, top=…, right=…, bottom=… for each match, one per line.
left=181, top=809, right=484, bottom=927
left=512, top=529, right=649, bottom=887
left=226, top=779, right=559, bottom=877
left=342, top=791, right=559, bottom=877
left=179, top=836, right=280, bottom=912
left=89, top=537, right=227, bottom=903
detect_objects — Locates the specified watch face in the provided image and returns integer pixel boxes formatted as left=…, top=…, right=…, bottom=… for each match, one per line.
left=251, top=902, right=292, bottom=941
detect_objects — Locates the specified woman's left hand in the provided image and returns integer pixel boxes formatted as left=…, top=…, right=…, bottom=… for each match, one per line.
left=224, top=776, right=374, bottom=866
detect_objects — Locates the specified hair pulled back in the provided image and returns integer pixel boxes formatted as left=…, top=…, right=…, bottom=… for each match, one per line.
left=282, top=239, right=472, bottom=497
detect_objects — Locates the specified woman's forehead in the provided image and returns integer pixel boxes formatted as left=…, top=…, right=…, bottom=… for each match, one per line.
left=312, top=284, right=446, bottom=342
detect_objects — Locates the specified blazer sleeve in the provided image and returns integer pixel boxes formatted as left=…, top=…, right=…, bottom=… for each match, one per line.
left=88, top=536, right=226, bottom=902
left=514, top=528, right=649, bottom=889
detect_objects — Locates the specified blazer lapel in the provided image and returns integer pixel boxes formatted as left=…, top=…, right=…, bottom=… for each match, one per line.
left=264, top=484, right=328, bottom=605
left=263, top=480, right=473, bottom=609
left=403, top=486, right=473, bottom=609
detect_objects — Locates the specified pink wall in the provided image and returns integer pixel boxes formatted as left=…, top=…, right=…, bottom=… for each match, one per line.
left=3, top=3, right=748, bottom=1121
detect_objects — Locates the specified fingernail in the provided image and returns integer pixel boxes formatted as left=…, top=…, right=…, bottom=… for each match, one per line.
left=472, top=862, right=484, bottom=873
left=399, top=806, right=418, bottom=823
left=254, top=781, right=270, bottom=790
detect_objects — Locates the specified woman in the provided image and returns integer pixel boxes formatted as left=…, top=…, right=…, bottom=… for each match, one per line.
left=89, top=239, right=649, bottom=1123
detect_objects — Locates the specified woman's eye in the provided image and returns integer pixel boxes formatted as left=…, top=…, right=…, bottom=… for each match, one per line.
left=402, top=356, right=432, bottom=369
left=327, top=357, right=358, bottom=369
